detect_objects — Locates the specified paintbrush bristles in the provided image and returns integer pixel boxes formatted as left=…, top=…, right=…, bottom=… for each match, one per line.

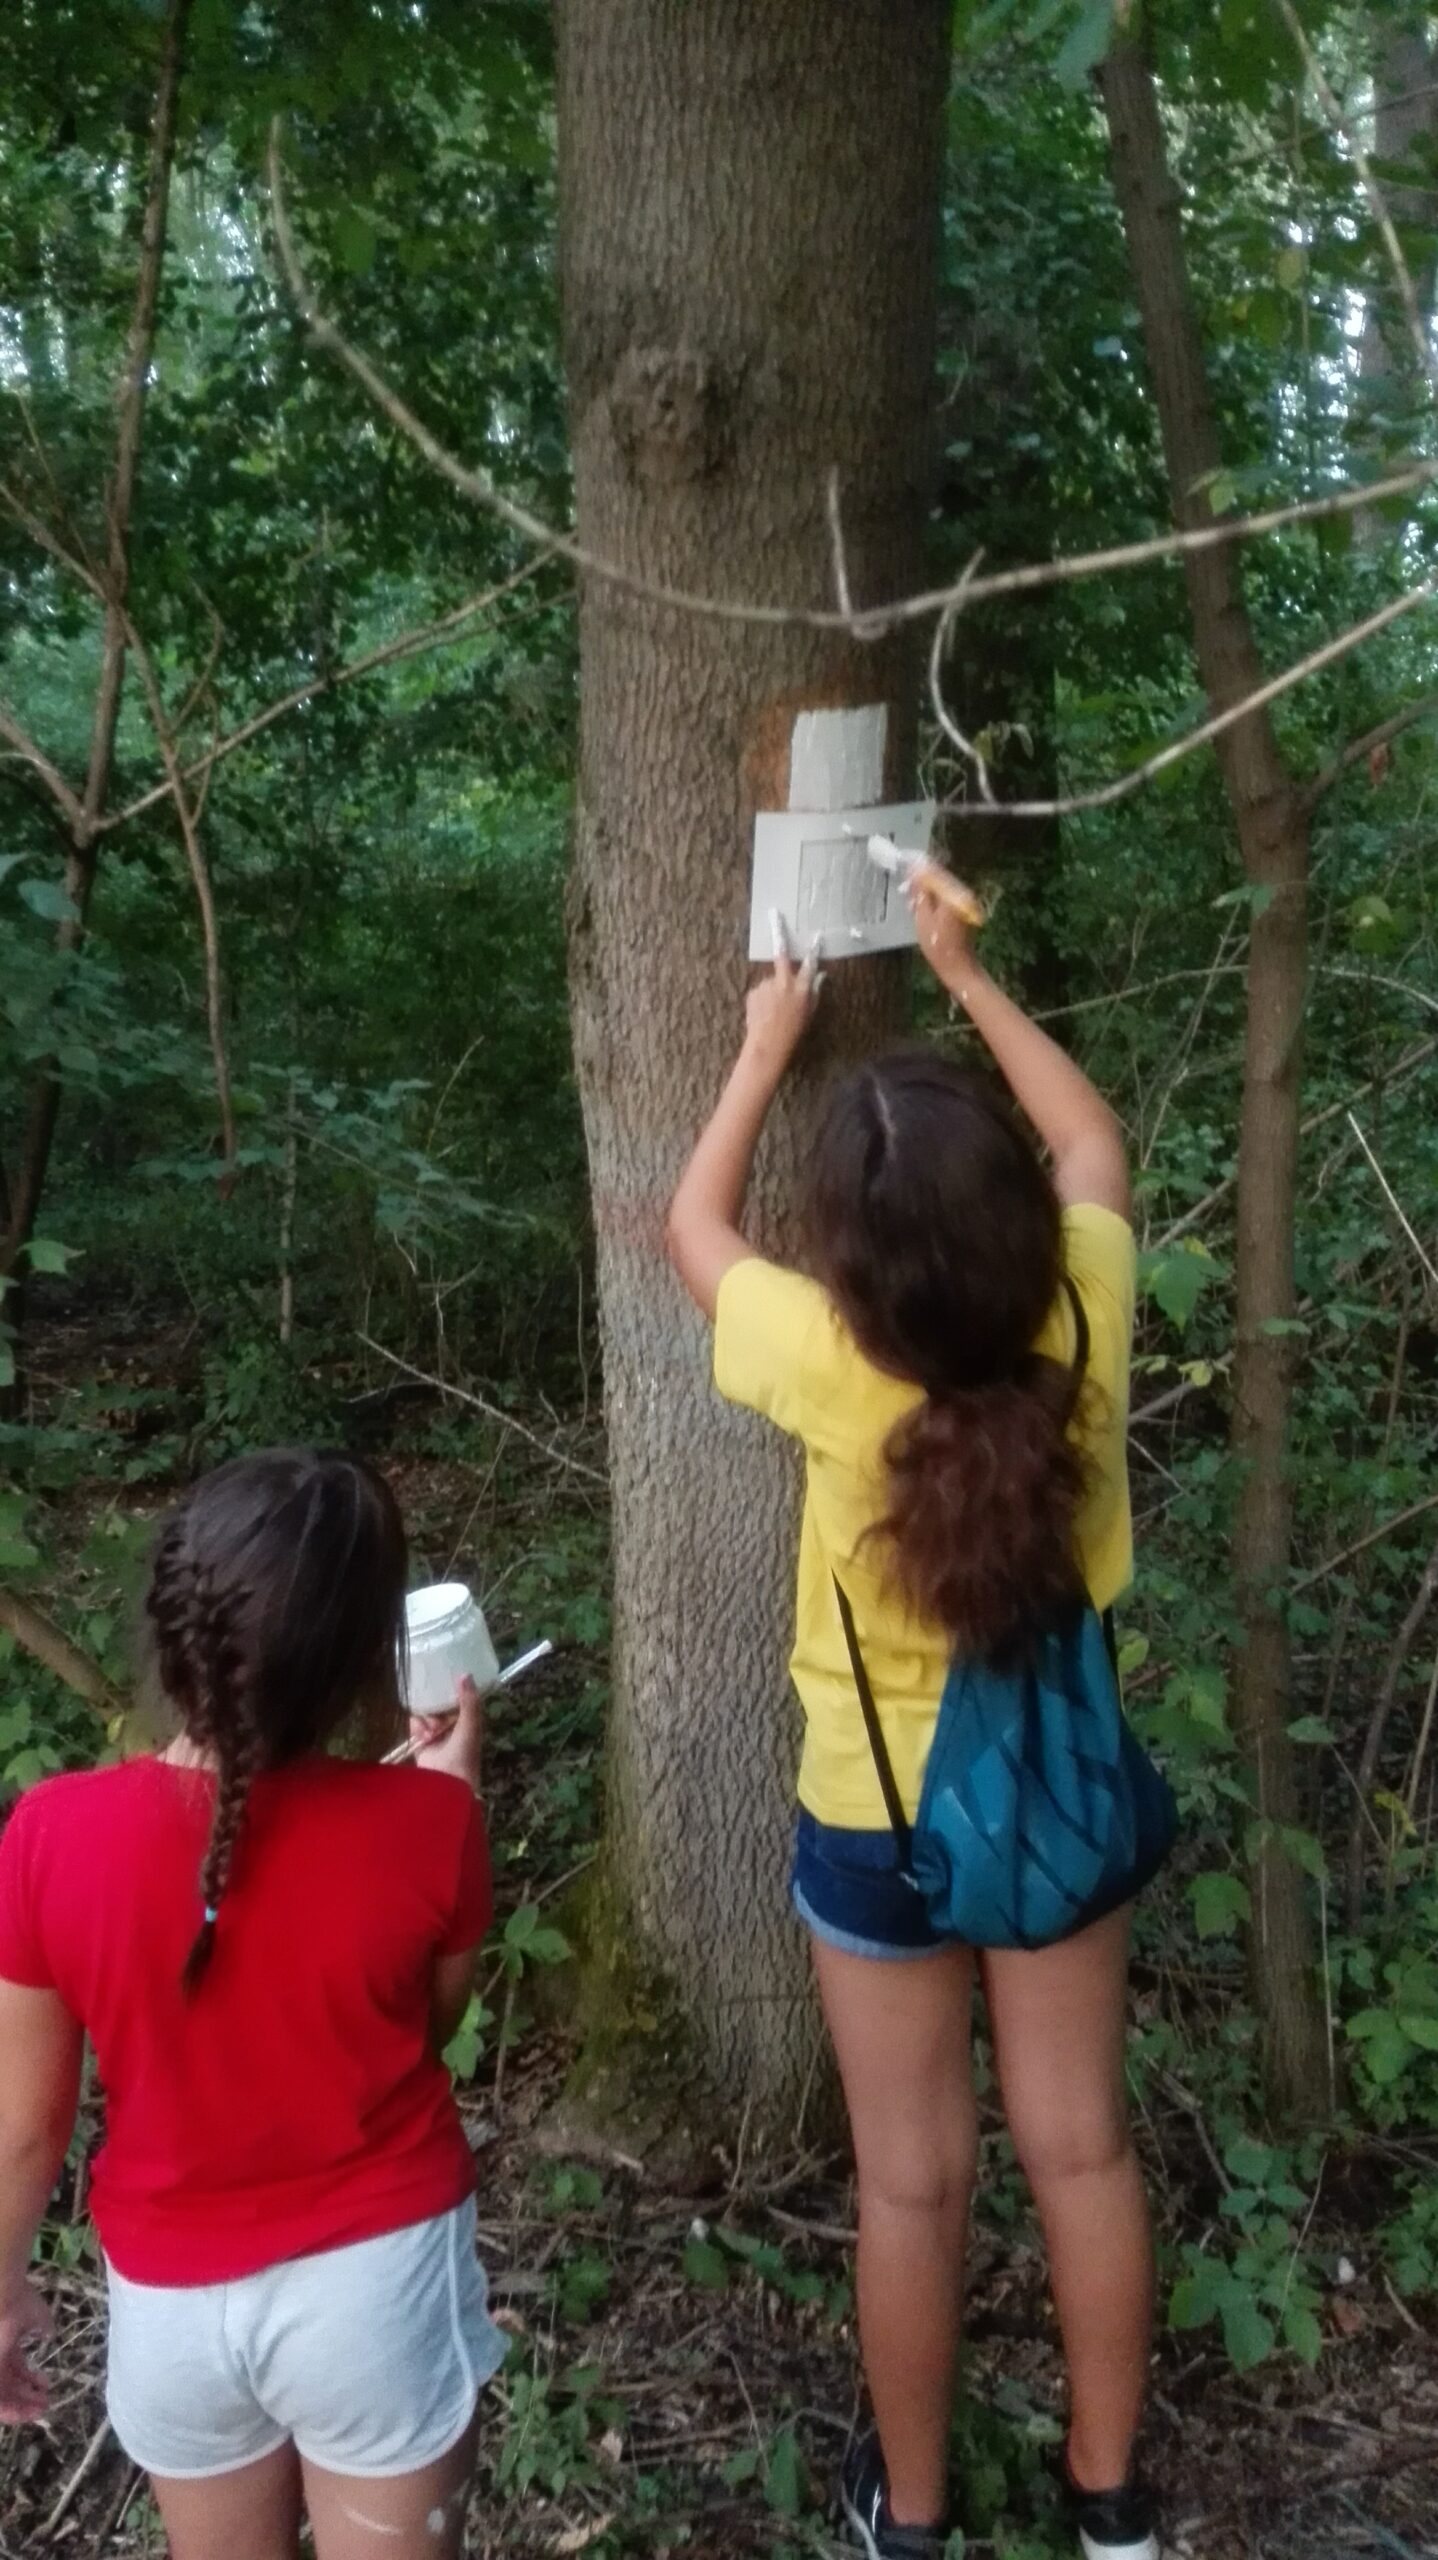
left=866, top=836, right=985, bottom=930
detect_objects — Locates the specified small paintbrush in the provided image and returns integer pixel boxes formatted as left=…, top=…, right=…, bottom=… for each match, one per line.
left=866, top=835, right=985, bottom=928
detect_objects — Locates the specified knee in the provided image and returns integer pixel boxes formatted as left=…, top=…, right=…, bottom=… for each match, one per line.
left=856, top=2127, right=978, bottom=2219
left=1008, top=2102, right=1134, bottom=2192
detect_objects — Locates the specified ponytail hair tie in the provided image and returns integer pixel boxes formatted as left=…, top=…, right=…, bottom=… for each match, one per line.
left=203, top=1905, right=219, bottom=1925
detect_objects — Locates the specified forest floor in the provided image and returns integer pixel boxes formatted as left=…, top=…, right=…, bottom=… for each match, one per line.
left=2, top=1337, right=1437, bottom=2560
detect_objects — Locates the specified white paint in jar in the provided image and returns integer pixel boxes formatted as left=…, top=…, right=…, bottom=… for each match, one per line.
left=401, top=1583, right=500, bottom=1715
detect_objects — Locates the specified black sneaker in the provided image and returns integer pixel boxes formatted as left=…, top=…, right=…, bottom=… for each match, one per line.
left=1060, top=2448, right=1160, bottom=2560
left=840, top=2429, right=953, bottom=2559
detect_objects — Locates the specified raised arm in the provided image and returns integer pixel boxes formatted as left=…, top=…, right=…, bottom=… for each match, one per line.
left=910, top=878, right=1130, bottom=1217
left=666, top=946, right=819, bottom=1320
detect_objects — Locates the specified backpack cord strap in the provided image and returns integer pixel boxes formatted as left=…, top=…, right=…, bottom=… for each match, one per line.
left=1060, top=1269, right=1090, bottom=1417
left=831, top=1576, right=916, bottom=1876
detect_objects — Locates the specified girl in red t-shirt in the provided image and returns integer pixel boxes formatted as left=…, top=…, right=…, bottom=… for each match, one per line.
left=0, top=1449, right=503, bottom=2560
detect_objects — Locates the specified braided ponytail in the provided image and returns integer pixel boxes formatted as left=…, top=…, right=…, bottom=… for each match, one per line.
left=147, top=1542, right=263, bottom=1992
left=141, top=1450, right=408, bottom=1996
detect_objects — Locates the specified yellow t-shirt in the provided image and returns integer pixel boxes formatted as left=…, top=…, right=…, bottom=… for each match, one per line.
left=713, top=1202, right=1136, bottom=1829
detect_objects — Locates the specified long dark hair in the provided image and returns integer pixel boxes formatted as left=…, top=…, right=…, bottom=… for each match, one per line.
left=807, top=1053, right=1088, bottom=1661
left=143, top=1449, right=408, bottom=1993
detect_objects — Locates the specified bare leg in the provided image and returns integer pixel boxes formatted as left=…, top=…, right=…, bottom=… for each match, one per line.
left=304, top=2408, right=480, bottom=2560
left=813, top=1938, right=976, bottom=2528
left=149, top=2443, right=303, bottom=2560
left=982, top=1905, right=1152, bottom=2490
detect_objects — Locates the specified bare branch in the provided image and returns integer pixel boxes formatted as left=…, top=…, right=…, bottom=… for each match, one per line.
left=1347, top=1110, right=1438, bottom=1293
left=98, top=553, right=553, bottom=835
left=927, top=561, right=995, bottom=803
left=1274, top=0, right=1435, bottom=390
left=1303, top=690, right=1438, bottom=808
left=0, top=705, right=84, bottom=832
left=0, top=1587, right=122, bottom=1716
left=1346, top=1530, right=1438, bottom=1921
left=945, top=578, right=1436, bottom=820
left=824, top=467, right=854, bottom=619
left=1293, top=1489, right=1438, bottom=1596
left=266, top=122, right=1438, bottom=637
left=356, top=1333, right=607, bottom=1485
left=124, top=616, right=237, bottom=1183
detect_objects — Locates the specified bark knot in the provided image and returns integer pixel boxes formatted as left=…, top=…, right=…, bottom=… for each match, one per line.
left=606, top=346, right=730, bottom=486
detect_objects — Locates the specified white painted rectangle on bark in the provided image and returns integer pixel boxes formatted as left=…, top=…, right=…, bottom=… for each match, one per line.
left=747, top=800, right=933, bottom=961
left=787, top=704, right=888, bottom=811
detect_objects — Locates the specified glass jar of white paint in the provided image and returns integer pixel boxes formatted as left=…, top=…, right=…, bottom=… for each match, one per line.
left=401, top=1583, right=500, bottom=1714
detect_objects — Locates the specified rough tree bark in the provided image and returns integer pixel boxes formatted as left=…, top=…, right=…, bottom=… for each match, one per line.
left=556, top=0, right=951, bottom=2131
left=0, top=0, right=191, bottom=1325
left=1099, top=27, right=1329, bottom=2118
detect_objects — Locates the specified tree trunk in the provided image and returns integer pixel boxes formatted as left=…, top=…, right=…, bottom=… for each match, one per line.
left=1355, top=21, right=1437, bottom=459
left=1099, top=30, right=1329, bottom=2119
left=556, top=0, right=950, bottom=2131
left=940, top=312, right=1065, bottom=1011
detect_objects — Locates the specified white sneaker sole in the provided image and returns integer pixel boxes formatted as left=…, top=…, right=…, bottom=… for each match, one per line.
left=1079, top=2532, right=1160, bottom=2560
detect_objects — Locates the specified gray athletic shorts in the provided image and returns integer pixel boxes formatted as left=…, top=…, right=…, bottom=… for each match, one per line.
left=105, top=2197, right=506, bottom=2480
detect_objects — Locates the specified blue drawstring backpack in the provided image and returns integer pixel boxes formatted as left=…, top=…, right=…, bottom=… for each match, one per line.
left=833, top=1281, right=1177, bottom=1951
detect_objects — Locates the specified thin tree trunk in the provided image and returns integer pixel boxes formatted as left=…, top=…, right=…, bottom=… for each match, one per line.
left=0, top=0, right=191, bottom=1297
left=1355, top=21, right=1437, bottom=505
left=556, top=0, right=950, bottom=2130
left=940, top=295, right=1065, bottom=1008
left=0, top=1588, right=121, bottom=1717
left=1099, top=28, right=1328, bottom=2118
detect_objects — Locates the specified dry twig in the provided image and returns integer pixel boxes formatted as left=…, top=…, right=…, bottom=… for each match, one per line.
left=356, top=1334, right=606, bottom=1485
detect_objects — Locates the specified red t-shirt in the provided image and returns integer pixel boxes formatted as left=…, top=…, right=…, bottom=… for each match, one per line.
left=0, top=1754, right=492, bottom=2285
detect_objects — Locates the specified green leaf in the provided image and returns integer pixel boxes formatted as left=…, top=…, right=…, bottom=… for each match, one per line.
left=1282, top=2302, right=1323, bottom=2365
left=1054, top=0, right=1115, bottom=89
left=1353, top=2018, right=1416, bottom=2085
left=1140, top=1243, right=1218, bottom=1333
left=1116, top=1631, right=1149, bottom=1677
left=1286, top=1716, right=1334, bottom=1746
left=1221, top=2293, right=1276, bottom=2370
left=764, top=2425, right=805, bottom=2518
left=682, top=2237, right=730, bottom=2291
left=332, top=207, right=377, bottom=274
left=1169, top=2263, right=1223, bottom=2329
left=1277, top=1824, right=1327, bottom=1882
left=721, top=2448, right=761, bottom=2487
left=1397, top=2014, right=1438, bottom=2053
left=1189, top=1871, right=1251, bottom=1939
left=25, top=1237, right=76, bottom=1275
left=19, top=878, right=80, bottom=925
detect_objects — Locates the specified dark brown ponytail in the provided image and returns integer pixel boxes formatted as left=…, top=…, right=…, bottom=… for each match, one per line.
left=143, top=1451, right=408, bottom=1992
left=808, top=1053, right=1092, bottom=1663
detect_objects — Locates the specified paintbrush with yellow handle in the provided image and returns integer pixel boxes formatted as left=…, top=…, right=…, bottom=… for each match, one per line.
left=866, top=835, right=985, bottom=929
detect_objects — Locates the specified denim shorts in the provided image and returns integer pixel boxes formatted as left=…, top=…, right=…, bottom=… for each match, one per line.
left=106, top=2197, right=507, bottom=2481
left=790, top=1807, right=949, bottom=1961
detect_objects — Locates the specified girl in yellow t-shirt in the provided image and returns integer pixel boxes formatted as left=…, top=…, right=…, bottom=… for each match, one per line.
left=667, top=878, right=1159, bottom=2560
